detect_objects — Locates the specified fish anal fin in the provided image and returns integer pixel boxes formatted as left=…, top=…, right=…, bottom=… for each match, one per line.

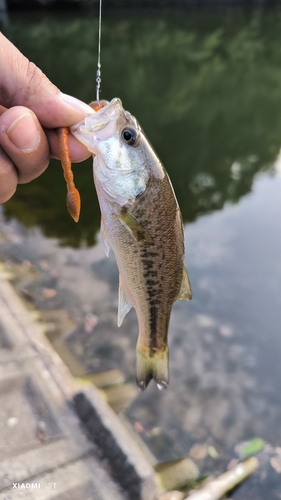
left=136, top=345, right=169, bottom=391
left=118, top=279, right=132, bottom=327
left=117, top=209, right=152, bottom=243
left=101, top=217, right=110, bottom=257
left=177, top=264, right=192, bottom=301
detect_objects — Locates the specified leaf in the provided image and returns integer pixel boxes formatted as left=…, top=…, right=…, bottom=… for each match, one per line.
left=208, top=446, right=219, bottom=459
left=236, top=438, right=264, bottom=458
left=42, top=288, right=57, bottom=299
left=270, top=456, right=281, bottom=474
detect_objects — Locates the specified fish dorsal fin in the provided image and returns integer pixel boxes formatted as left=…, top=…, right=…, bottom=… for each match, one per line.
left=177, top=264, right=192, bottom=301
left=118, top=279, right=132, bottom=327
left=101, top=217, right=110, bottom=257
left=117, top=209, right=152, bottom=243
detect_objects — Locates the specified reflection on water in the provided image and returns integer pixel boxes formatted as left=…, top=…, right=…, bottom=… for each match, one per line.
left=3, top=9, right=281, bottom=244
left=2, top=8, right=281, bottom=497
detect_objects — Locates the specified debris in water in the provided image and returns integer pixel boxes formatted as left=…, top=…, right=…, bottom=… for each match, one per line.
left=186, top=457, right=258, bottom=500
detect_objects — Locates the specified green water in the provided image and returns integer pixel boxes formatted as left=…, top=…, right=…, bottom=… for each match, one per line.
left=3, top=9, right=281, bottom=244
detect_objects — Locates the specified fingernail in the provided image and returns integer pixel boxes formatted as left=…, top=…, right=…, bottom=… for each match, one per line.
left=60, top=93, right=94, bottom=115
left=6, top=113, right=40, bottom=151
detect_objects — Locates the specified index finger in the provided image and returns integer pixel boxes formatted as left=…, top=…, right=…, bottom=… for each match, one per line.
left=0, top=34, right=94, bottom=128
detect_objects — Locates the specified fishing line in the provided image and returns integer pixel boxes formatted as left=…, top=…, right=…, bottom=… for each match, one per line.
left=96, top=0, right=102, bottom=101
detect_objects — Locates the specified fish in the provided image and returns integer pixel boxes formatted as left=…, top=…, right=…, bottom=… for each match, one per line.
left=70, top=98, right=192, bottom=390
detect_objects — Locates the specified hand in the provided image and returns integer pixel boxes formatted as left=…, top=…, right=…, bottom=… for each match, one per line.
left=0, top=33, right=94, bottom=203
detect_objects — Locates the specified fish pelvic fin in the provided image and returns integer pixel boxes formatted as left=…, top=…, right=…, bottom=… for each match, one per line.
left=177, top=264, right=192, bottom=301
left=118, top=279, right=132, bottom=327
left=136, top=345, right=169, bottom=391
left=100, top=216, right=110, bottom=257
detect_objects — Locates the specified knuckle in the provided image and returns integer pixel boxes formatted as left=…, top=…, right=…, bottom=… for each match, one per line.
left=24, top=61, right=46, bottom=96
left=13, top=59, right=50, bottom=105
left=25, top=61, right=44, bottom=86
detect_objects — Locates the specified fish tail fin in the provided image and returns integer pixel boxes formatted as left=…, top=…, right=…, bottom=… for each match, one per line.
left=136, top=345, right=169, bottom=391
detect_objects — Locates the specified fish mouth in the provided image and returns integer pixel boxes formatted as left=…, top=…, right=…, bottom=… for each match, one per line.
left=94, top=97, right=124, bottom=128
left=70, top=98, right=124, bottom=142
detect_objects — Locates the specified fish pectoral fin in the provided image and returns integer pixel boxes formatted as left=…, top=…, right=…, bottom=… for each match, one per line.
left=117, top=210, right=152, bottom=243
left=118, top=279, right=132, bottom=327
left=177, top=264, right=192, bottom=301
left=101, top=217, right=110, bottom=257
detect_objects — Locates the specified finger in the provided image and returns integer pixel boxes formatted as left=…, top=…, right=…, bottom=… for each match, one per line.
left=0, top=147, right=18, bottom=203
left=0, top=33, right=94, bottom=128
left=47, top=129, right=91, bottom=162
left=0, top=106, right=49, bottom=184
left=0, top=105, right=7, bottom=116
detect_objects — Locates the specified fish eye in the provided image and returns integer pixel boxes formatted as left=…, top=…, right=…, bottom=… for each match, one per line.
left=121, top=127, right=138, bottom=146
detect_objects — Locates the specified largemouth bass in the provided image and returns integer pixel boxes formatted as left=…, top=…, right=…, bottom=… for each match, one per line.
left=71, top=98, right=192, bottom=390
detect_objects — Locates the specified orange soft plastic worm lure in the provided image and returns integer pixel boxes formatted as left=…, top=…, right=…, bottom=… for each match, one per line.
left=57, top=127, right=81, bottom=222
left=57, top=101, right=104, bottom=223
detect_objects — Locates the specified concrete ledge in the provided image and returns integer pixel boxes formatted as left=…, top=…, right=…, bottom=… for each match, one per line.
left=74, top=388, right=158, bottom=500
left=0, top=276, right=159, bottom=500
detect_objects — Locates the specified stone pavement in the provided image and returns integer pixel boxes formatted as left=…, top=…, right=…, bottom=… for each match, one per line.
left=0, top=274, right=158, bottom=500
